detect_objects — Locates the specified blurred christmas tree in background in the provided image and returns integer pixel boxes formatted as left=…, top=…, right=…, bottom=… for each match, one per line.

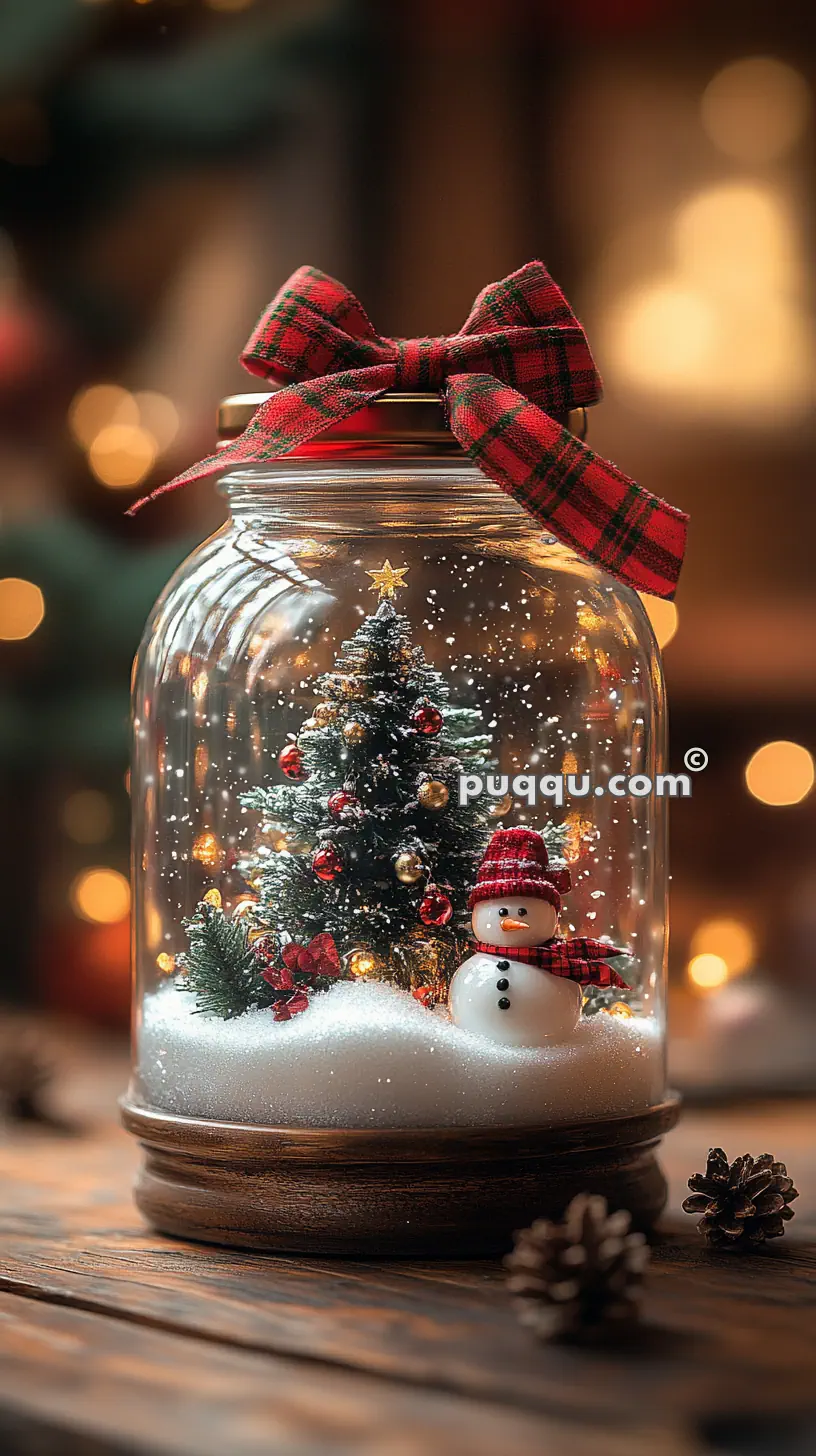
left=0, top=0, right=355, bottom=1016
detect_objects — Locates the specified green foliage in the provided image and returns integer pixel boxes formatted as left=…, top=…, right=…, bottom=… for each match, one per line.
left=240, top=600, right=493, bottom=990
left=178, top=901, right=269, bottom=1021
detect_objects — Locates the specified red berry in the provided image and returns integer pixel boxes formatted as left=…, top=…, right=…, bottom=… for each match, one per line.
left=327, top=789, right=360, bottom=819
left=412, top=702, right=443, bottom=736
left=279, top=743, right=307, bottom=781
left=313, top=844, right=345, bottom=882
left=419, top=887, right=453, bottom=927
left=252, top=933, right=277, bottom=966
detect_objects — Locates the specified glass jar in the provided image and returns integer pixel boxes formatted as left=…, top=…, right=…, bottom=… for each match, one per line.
left=129, top=393, right=668, bottom=1145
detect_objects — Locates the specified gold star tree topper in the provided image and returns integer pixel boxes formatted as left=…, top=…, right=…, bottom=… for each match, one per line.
left=366, top=559, right=410, bottom=601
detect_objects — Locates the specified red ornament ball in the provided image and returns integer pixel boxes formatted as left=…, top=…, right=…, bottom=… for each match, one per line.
left=279, top=743, right=307, bottom=781
left=327, top=789, right=361, bottom=819
left=251, top=933, right=277, bottom=967
left=313, top=844, right=345, bottom=882
left=419, top=887, right=453, bottom=927
left=412, top=702, right=443, bottom=736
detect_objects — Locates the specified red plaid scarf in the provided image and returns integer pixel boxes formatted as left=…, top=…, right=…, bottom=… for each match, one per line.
left=132, top=263, right=687, bottom=599
left=473, top=937, right=630, bottom=989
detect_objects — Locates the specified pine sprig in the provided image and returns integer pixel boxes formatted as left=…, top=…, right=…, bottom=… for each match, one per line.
left=178, top=901, right=270, bottom=1019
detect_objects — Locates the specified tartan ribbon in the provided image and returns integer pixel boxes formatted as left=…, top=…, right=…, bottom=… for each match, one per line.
left=134, top=262, right=688, bottom=598
left=473, top=937, right=630, bottom=989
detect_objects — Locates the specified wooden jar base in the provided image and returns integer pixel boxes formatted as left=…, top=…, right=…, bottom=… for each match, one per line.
left=121, top=1097, right=680, bottom=1257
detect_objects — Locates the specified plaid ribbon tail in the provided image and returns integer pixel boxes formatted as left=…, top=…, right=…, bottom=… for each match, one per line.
left=576, top=961, right=631, bottom=990
left=128, top=366, right=396, bottom=513
left=447, top=373, right=687, bottom=600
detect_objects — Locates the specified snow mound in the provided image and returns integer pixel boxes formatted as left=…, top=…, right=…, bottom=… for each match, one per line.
left=133, top=978, right=663, bottom=1129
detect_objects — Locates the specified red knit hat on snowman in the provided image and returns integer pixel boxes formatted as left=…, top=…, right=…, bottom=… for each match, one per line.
left=468, top=827, right=571, bottom=913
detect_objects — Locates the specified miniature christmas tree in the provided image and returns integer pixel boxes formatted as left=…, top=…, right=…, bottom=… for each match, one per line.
left=180, top=564, right=494, bottom=1018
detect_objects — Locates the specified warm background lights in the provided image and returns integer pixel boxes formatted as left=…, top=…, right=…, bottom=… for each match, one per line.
left=62, top=790, right=114, bottom=845
left=0, top=577, right=45, bottom=640
left=701, top=57, right=811, bottom=165
left=687, top=952, right=729, bottom=990
left=745, top=740, right=814, bottom=806
left=641, top=595, right=678, bottom=650
left=69, top=382, right=179, bottom=490
left=69, top=383, right=138, bottom=448
left=690, top=917, right=756, bottom=975
left=70, top=867, right=131, bottom=925
left=88, top=423, right=158, bottom=489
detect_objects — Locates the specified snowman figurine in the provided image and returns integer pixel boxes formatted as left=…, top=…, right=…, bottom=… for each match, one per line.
left=449, top=827, right=628, bottom=1048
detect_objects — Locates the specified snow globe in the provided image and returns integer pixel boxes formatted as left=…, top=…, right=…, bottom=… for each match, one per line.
left=123, top=263, right=683, bottom=1254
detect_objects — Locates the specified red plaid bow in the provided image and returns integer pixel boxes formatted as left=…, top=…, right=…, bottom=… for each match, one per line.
left=134, top=262, right=687, bottom=598
left=473, top=937, right=630, bottom=989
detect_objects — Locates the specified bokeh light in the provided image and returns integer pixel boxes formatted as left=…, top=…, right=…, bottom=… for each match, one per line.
left=70, top=384, right=138, bottom=448
left=745, top=741, right=814, bottom=806
left=0, top=577, right=45, bottom=640
left=688, top=952, right=729, bottom=990
left=607, top=180, right=813, bottom=419
left=613, top=281, right=714, bottom=389
left=70, top=384, right=178, bottom=485
left=701, top=57, right=811, bottom=165
left=71, top=867, right=131, bottom=924
left=88, top=423, right=158, bottom=489
left=690, top=918, right=756, bottom=975
left=674, top=183, right=792, bottom=295
left=192, top=830, right=222, bottom=868
left=132, top=390, right=180, bottom=451
left=640, top=594, right=678, bottom=649
left=62, top=790, right=115, bottom=845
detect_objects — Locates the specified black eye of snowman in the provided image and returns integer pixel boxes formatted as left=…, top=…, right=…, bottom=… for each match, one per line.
left=517, top=908, right=527, bottom=917
left=499, top=908, right=508, bottom=917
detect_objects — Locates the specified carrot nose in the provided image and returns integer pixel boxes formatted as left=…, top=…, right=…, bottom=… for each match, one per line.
left=500, top=917, right=526, bottom=932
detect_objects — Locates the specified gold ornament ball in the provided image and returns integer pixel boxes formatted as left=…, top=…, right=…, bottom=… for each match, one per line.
left=394, top=851, right=424, bottom=884
left=418, top=779, right=449, bottom=810
left=343, top=720, right=367, bottom=745
left=202, top=887, right=222, bottom=909
left=313, top=702, right=336, bottom=726
left=489, top=792, right=514, bottom=818
left=231, top=896, right=260, bottom=921
left=348, top=947, right=381, bottom=979
left=343, top=676, right=368, bottom=700
left=607, top=1001, right=634, bottom=1018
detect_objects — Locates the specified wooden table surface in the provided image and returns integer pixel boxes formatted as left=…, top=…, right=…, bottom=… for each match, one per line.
left=0, top=1037, right=814, bottom=1456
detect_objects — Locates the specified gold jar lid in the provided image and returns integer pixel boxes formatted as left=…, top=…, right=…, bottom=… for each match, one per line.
left=217, top=391, right=588, bottom=454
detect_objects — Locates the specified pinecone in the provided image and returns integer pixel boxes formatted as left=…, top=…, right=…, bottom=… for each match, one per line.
left=504, top=1193, right=649, bottom=1341
left=683, top=1148, right=798, bottom=1247
left=0, top=1023, right=54, bottom=1123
